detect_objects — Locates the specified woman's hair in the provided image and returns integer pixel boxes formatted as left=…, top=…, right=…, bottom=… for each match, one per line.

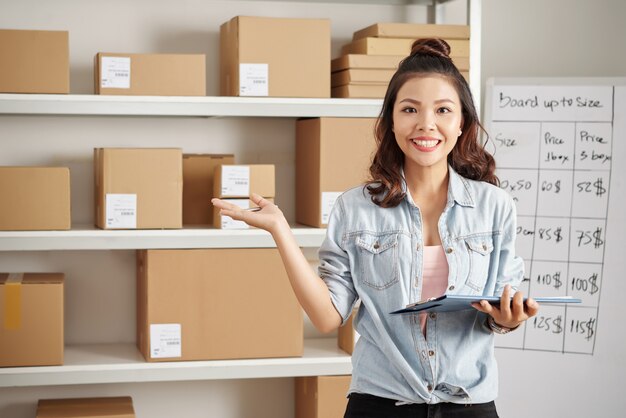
left=366, top=38, right=498, bottom=208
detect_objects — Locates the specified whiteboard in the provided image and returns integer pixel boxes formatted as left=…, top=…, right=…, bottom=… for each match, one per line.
left=484, top=78, right=626, bottom=417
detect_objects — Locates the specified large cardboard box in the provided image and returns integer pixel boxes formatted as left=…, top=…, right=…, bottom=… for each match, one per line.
left=353, top=23, right=470, bottom=40
left=94, top=53, right=206, bottom=96
left=296, top=118, right=377, bottom=227
left=94, top=148, right=182, bottom=229
left=220, top=16, right=330, bottom=98
left=0, top=29, right=69, bottom=94
left=137, top=249, right=303, bottom=362
left=0, top=167, right=71, bottom=231
left=0, top=273, right=64, bottom=367
left=183, top=154, right=235, bottom=225
left=341, top=37, right=470, bottom=58
left=37, top=396, right=135, bottom=418
left=213, top=164, right=275, bottom=199
left=295, top=376, right=352, bottom=418
left=331, top=84, right=387, bottom=99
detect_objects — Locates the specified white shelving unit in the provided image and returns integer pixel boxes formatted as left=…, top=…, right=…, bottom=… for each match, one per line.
left=1, top=1, right=480, bottom=416
left=0, top=94, right=382, bottom=118
left=0, top=338, right=351, bottom=388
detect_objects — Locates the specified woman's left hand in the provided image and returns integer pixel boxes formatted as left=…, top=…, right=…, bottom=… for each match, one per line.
left=472, top=284, right=539, bottom=329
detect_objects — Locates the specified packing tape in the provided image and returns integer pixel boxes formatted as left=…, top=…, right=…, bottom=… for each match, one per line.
left=4, top=273, right=23, bottom=330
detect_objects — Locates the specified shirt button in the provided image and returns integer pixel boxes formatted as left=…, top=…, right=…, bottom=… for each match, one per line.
left=446, top=247, right=454, bottom=254
left=429, top=313, right=437, bottom=319
left=416, top=243, right=420, bottom=251
left=449, top=285, right=455, bottom=291
left=414, top=277, right=419, bottom=288
left=373, top=242, right=380, bottom=249
left=427, top=384, right=433, bottom=392
left=428, top=350, right=435, bottom=356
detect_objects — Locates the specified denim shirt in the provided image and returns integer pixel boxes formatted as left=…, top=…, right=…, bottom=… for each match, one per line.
left=318, top=166, right=524, bottom=405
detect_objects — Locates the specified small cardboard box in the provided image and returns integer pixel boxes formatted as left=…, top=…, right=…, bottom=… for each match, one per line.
left=296, top=118, right=377, bottom=227
left=0, top=29, right=69, bottom=94
left=94, top=148, right=182, bottom=229
left=341, top=37, right=470, bottom=58
left=137, top=249, right=303, bottom=362
left=213, top=198, right=274, bottom=229
left=331, top=54, right=468, bottom=73
left=213, top=164, right=275, bottom=199
left=331, top=84, right=388, bottom=99
left=295, top=376, right=352, bottom=418
left=220, top=16, right=330, bottom=98
left=0, top=167, right=71, bottom=231
left=331, top=69, right=395, bottom=87
left=37, top=396, right=135, bottom=418
left=0, top=273, right=64, bottom=367
left=94, top=53, right=206, bottom=96
left=331, top=54, right=404, bottom=72
left=183, top=154, right=235, bottom=226
left=353, top=23, right=470, bottom=40
left=338, top=308, right=360, bottom=355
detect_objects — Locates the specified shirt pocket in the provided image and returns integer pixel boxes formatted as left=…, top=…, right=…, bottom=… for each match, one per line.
left=463, top=236, right=494, bottom=293
left=355, top=232, right=400, bottom=290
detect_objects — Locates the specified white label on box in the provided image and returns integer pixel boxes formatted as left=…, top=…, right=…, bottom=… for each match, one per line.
left=221, top=166, right=250, bottom=197
left=220, top=199, right=251, bottom=229
left=150, top=323, right=182, bottom=359
left=239, top=63, right=269, bottom=96
left=321, top=192, right=342, bottom=224
left=101, top=56, right=131, bottom=89
left=105, top=194, right=137, bottom=229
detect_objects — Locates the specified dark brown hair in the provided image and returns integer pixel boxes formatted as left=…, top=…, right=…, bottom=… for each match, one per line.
left=366, top=38, right=497, bottom=207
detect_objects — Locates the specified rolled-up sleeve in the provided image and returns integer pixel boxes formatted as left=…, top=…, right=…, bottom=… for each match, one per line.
left=494, top=195, right=525, bottom=296
left=317, top=195, right=358, bottom=324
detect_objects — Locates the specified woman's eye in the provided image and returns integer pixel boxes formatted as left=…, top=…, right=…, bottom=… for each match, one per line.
left=402, top=107, right=416, bottom=113
left=437, top=107, right=451, bottom=114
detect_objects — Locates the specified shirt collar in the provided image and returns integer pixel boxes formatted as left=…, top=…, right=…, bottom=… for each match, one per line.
left=401, top=165, right=476, bottom=208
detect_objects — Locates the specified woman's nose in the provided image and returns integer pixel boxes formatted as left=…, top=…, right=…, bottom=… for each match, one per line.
left=415, top=111, right=436, bottom=131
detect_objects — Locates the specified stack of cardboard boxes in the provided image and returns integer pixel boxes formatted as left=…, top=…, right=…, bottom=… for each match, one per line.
left=332, top=23, right=471, bottom=98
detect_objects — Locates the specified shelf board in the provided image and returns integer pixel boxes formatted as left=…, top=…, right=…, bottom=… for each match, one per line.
left=0, top=94, right=382, bottom=118
left=0, top=224, right=326, bottom=251
left=0, top=338, right=351, bottom=388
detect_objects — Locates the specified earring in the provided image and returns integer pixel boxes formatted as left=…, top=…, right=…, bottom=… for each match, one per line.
left=458, top=130, right=462, bottom=136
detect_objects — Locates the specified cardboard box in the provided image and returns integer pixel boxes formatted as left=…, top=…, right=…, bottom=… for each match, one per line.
left=37, top=396, right=135, bottom=418
left=331, top=54, right=468, bottom=72
left=0, top=273, right=64, bottom=367
left=183, top=154, right=235, bottom=225
left=353, top=23, right=470, bottom=40
left=137, top=249, right=303, bottom=361
left=295, top=376, right=351, bottom=418
left=331, top=69, right=395, bottom=87
left=338, top=308, right=360, bottom=355
left=341, top=37, right=470, bottom=58
left=0, top=29, right=69, bottom=94
left=331, top=54, right=403, bottom=72
left=220, top=16, right=330, bottom=98
left=94, top=148, right=182, bottom=229
left=0, top=167, right=71, bottom=231
left=331, top=84, right=387, bottom=99
left=296, top=118, right=376, bottom=227
left=213, top=164, right=275, bottom=199
left=213, top=198, right=274, bottom=229
left=94, top=53, right=206, bottom=96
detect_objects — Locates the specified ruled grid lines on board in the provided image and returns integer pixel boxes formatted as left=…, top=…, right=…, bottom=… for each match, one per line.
left=487, top=84, right=614, bottom=355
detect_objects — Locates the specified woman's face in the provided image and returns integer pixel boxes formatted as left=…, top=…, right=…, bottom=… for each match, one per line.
left=392, top=74, right=463, bottom=173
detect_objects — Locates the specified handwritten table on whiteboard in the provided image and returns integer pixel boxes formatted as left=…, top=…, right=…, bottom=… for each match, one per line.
left=485, top=81, right=613, bottom=354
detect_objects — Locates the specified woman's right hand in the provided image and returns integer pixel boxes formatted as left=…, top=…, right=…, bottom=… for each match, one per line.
left=211, top=193, right=289, bottom=235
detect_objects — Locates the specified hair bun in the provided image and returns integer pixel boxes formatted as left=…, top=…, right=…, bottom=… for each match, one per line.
left=410, top=38, right=451, bottom=59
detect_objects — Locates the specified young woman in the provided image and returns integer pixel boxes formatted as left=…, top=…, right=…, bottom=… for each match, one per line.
left=212, top=38, right=539, bottom=417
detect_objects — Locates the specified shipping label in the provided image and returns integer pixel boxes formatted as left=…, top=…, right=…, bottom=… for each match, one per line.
left=105, top=193, right=137, bottom=229
left=321, top=192, right=342, bottom=225
left=150, top=323, right=182, bottom=359
left=221, top=166, right=250, bottom=197
left=239, top=63, right=269, bottom=96
left=101, top=56, right=131, bottom=89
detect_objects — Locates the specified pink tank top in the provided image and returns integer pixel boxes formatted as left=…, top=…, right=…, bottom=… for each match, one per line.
left=420, top=245, right=449, bottom=335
